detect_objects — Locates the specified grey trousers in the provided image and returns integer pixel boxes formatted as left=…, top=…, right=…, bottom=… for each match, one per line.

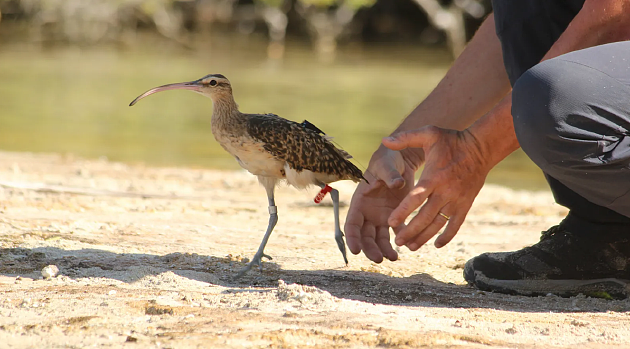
left=512, top=41, right=630, bottom=226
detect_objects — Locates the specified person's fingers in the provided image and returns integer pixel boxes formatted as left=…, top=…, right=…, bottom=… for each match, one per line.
left=376, top=165, right=405, bottom=189
left=362, top=177, right=386, bottom=195
left=382, top=127, right=439, bottom=151
left=394, top=193, right=445, bottom=247
left=392, top=222, right=406, bottom=236
left=388, top=181, right=432, bottom=232
left=406, top=204, right=451, bottom=251
left=344, top=208, right=364, bottom=255
left=434, top=216, right=464, bottom=248
left=375, top=226, right=398, bottom=261
left=384, top=171, right=405, bottom=189
left=434, top=205, right=469, bottom=248
left=360, top=222, right=384, bottom=263
left=364, top=152, right=406, bottom=190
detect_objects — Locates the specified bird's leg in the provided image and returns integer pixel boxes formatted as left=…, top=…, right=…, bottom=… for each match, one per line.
left=319, top=183, right=348, bottom=265
left=236, top=179, right=278, bottom=278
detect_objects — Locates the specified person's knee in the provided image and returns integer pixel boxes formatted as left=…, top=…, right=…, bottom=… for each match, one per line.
left=512, top=59, right=587, bottom=169
left=512, top=62, right=558, bottom=168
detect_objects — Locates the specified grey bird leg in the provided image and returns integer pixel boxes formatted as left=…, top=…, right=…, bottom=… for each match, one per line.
left=236, top=178, right=278, bottom=278
left=319, top=183, right=348, bottom=265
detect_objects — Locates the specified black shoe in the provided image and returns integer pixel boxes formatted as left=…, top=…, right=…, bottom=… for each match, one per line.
left=464, top=215, right=630, bottom=299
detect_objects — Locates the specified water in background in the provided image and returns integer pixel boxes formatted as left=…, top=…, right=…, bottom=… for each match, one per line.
left=0, top=36, right=546, bottom=190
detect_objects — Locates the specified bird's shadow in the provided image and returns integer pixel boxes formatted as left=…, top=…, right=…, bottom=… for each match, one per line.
left=2, top=246, right=628, bottom=314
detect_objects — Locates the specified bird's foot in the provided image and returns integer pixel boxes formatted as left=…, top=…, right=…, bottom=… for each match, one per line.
left=234, top=252, right=273, bottom=279
left=335, top=229, right=349, bottom=265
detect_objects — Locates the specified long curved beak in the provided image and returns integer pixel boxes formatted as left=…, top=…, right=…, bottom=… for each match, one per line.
left=129, top=80, right=202, bottom=106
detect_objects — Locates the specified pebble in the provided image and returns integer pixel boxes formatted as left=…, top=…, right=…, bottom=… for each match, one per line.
left=41, top=265, right=59, bottom=279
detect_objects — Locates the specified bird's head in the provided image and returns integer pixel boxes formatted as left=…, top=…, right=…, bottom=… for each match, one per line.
left=129, top=74, right=232, bottom=106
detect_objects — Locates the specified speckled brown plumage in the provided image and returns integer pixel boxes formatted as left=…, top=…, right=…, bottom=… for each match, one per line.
left=246, top=113, right=365, bottom=183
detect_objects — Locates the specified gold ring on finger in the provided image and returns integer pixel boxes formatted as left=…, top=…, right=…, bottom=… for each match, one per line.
left=438, top=212, right=450, bottom=220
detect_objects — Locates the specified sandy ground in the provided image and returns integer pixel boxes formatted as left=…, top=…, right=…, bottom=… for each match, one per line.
left=0, top=151, right=629, bottom=348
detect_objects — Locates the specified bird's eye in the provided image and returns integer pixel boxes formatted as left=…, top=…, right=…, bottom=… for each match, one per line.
left=209, top=80, right=217, bottom=86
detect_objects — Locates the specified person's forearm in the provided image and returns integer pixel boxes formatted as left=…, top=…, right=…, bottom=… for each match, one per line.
left=394, top=14, right=511, bottom=134
left=467, top=94, right=519, bottom=170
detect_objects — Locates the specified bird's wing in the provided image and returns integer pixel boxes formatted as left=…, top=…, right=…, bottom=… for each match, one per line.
left=246, top=114, right=365, bottom=182
left=300, top=120, right=326, bottom=135
left=299, top=119, right=353, bottom=159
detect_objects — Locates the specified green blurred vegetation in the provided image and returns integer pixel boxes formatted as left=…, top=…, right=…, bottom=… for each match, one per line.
left=0, top=38, right=545, bottom=190
left=0, top=0, right=546, bottom=190
left=0, top=0, right=488, bottom=50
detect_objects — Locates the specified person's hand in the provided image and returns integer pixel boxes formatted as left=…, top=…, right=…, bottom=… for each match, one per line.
left=383, top=126, right=491, bottom=250
left=344, top=145, right=423, bottom=263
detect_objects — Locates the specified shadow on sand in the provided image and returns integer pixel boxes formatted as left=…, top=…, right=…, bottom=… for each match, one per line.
left=2, top=246, right=628, bottom=313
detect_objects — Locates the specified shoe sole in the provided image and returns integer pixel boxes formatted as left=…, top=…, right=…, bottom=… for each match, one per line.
left=466, top=267, right=630, bottom=300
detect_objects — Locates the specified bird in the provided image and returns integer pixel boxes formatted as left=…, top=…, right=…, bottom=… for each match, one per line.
left=129, top=74, right=366, bottom=277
